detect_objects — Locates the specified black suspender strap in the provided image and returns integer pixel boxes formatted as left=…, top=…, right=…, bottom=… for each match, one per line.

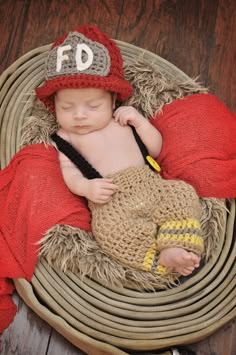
left=51, top=126, right=159, bottom=180
left=51, top=133, right=102, bottom=179
left=130, top=126, right=149, bottom=161
left=130, top=126, right=160, bottom=172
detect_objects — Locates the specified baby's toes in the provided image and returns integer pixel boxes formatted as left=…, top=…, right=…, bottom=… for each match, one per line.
left=175, top=250, right=191, bottom=263
left=181, top=254, right=195, bottom=268
left=178, top=266, right=195, bottom=276
left=189, top=252, right=201, bottom=266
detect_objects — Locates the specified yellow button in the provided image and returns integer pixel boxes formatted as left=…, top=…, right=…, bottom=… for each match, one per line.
left=146, top=155, right=161, bottom=172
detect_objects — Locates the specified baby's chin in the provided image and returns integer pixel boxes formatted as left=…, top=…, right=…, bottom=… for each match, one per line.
left=71, top=125, right=93, bottom=134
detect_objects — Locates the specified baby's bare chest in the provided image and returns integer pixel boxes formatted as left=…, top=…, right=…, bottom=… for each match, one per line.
left=73, top=126, right=145, bottom=175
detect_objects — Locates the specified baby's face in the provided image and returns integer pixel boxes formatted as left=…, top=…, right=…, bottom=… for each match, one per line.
left=54, top=88, right=114, bottom=135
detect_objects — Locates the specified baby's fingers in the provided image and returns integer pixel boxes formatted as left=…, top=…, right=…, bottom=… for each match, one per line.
left=102, top=179, right=119, bottom=191
left=114, top=115, right=127, bottom=126
left=113, top=108, right=129, bottom=125
left=95, top=193, right=114, bottom=204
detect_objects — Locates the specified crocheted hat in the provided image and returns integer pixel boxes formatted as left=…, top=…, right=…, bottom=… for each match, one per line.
left=35, top=26, right=133, bottom=112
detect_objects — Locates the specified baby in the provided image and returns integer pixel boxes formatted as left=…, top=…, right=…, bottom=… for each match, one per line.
left=36, top=25, right=204, bottom=277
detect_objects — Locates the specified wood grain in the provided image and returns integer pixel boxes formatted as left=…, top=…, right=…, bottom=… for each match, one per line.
left=0, top=293, right=51, bottom=354
left=0, top=0, right=28, bottom=74
left=117, top=0, right=219, bottom=83
left=207, top=0, right=236, bottom=112
left=47, top=329, right=86, bottom=355
left=0, top=0, right=122, bottom=72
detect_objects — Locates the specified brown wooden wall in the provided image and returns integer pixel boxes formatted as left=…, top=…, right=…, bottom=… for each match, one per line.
left=0, top=0, right=236, bottom=354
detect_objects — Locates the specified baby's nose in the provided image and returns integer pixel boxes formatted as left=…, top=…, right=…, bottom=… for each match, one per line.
left=73, top=107, right=87, bottom=120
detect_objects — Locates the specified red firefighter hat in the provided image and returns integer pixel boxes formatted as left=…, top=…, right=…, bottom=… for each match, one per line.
left=36, top=26, right=133, bottom=112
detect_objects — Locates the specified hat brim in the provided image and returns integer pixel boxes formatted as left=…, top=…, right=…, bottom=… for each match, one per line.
left=36, top=74, right=133, bottom=112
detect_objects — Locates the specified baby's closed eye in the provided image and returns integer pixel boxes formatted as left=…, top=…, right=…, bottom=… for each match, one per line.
left=89, top=104, right=101, bottom=109
left=61, top=106, right=73, bottom=111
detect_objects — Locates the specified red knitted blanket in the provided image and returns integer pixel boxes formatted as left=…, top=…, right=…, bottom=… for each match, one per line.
left=151, top=94, right=236, bottom=198
left=0, top=144, right=91, bottom=333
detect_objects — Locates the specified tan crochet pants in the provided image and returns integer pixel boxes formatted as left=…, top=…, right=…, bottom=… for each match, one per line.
left=88, top=165, right=203, bottom=273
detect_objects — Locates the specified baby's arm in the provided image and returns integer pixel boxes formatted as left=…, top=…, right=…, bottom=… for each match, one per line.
left=58, top=151, right=118, bottom=204
left=113, top=106, right=162, bottom=158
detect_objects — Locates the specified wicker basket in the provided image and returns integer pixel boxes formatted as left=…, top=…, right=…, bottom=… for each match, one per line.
left=1, top=41, right=235, bottom=355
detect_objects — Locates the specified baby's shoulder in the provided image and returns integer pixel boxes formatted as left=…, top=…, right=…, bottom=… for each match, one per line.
left=57, top=128, right=70, bottom=142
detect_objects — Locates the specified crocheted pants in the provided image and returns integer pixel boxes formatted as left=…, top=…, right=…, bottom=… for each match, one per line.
left=88, top=165, right=203, bottom=273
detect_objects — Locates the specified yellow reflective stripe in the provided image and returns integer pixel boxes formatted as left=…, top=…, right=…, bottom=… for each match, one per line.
left=156, top=265, right=168, bottom=274
left=159, top=219, right=201, bottom=230
left=143, top=242, right=156, bottom=271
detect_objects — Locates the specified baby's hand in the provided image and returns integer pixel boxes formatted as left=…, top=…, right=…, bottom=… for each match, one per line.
left=113, top=106, right=146, bottom=129
left=85, top=178, right=118, bottom=204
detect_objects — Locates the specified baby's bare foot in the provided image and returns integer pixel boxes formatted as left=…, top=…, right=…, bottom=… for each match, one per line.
left=159, top=247, right=201, bottom=276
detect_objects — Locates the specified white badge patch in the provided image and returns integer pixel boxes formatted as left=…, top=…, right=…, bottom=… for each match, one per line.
left=56, top=44, right=94, bottom=72
left=46, top=32, right=111, bottom=80
left=75, top=44, right=94, bottom=71
left=56, top=45, right=71, bottom=72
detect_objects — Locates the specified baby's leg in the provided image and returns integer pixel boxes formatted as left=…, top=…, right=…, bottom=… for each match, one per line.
left=159, top=247, right=201, bottom=276
left=89, top=193, right=159, bottom=272
left=89, top=166, right=161, bottom=273
left=149, top=177, right=204, bottom=275
left=92, top=216, right=159, bottom=272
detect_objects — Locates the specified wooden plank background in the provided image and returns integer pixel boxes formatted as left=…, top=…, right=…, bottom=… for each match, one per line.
left=0, top=0, right=235, bottom=354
